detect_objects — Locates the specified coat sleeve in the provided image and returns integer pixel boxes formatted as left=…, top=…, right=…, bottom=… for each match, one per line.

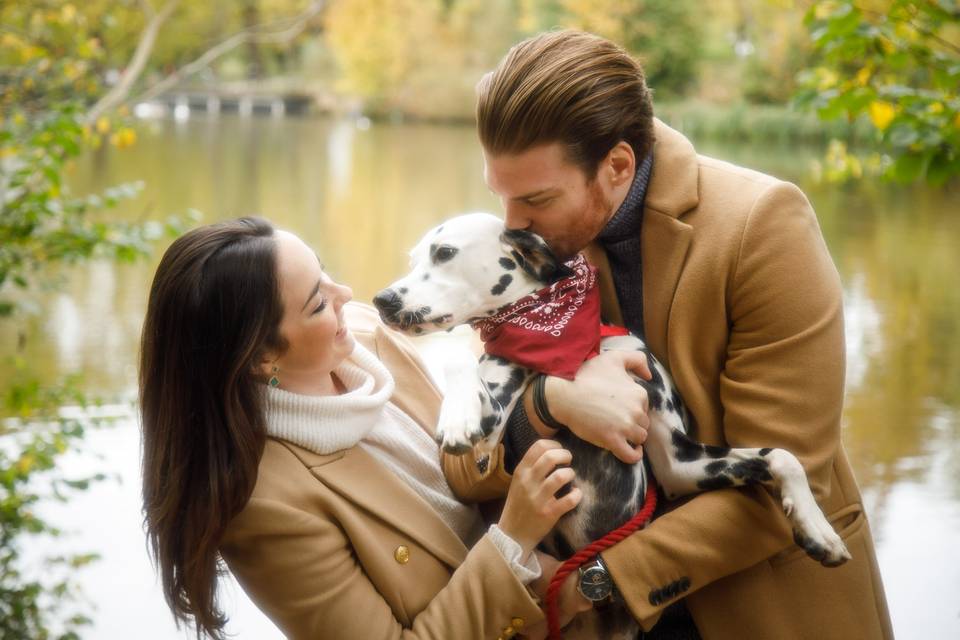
left=220, top=496, right=543, bottom=640
left=600, top=181, right=847, bottom=629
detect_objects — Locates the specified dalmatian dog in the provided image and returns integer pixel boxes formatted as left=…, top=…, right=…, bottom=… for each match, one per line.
left=373, top=212, right=851, bottom=638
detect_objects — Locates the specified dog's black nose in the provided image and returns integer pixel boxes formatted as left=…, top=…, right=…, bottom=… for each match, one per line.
left=373, top=288, right=403, bottom=316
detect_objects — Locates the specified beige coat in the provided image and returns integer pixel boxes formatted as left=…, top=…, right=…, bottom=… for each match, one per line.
left=220, top=303, right=544, bottom=640
left=444, top=120, right=894, bottom=640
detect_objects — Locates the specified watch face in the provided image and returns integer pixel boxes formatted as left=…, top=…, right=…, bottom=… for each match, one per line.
left=579, top=566, right=613, bottom=601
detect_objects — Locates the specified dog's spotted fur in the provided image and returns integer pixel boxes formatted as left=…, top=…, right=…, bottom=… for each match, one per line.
left=374, top=213, right=850, bottom=639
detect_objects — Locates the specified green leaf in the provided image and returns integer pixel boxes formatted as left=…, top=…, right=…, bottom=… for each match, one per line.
left=887, top=124, right=919, bottom=148
left=888, top=152, right=928, bottom=182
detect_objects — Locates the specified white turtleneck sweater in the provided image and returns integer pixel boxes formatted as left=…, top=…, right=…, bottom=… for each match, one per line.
left=263, top=341, right=540, bottom=584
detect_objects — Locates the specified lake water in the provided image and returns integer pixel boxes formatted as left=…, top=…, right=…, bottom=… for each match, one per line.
left=3, top=114, right=958, bottom=638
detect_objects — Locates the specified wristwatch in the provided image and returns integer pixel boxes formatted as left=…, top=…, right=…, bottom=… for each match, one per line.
left=577, top=556, right=615, bottom=604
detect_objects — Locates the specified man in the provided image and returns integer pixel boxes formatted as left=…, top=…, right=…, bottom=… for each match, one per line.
left=443, top=30, right=893, bottom=639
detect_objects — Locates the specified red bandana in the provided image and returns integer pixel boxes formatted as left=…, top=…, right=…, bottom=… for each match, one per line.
left=472, top=254, right=628, bottom=380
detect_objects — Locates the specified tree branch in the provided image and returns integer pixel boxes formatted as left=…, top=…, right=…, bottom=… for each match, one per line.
left=85, top=0, right=180, bottom=124
left=856, top=3, right=960, bottom=57
left=126, top=1, right=325, bottom=108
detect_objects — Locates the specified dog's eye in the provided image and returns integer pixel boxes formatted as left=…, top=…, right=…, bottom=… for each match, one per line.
left=432, top=245, right=459, bottom=264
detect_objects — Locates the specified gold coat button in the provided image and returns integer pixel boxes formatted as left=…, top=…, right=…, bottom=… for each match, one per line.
left=511, top=617, right=525, bottom=630
left=394, top=545, right=410, bottom=564
left=501, top=627, right=517, bottom=639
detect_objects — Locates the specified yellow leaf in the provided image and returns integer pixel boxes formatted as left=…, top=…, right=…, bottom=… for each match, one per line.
left=111, top=127, right=137, bottom=149
left=868, top=101, right=896, bottom=131
left=61, top=4, right=77, bottom=23
left=95, top=117, right=110, bottom=134
left=1, top=33, right=21, bottom=49
left=855, top=67, right=872, bottom=86
left=16, top=453, right=35, bottom=474
left=927, top=102, right=944, bottom=114
left=954, top=112, right=960, bottom=129
left=814, top=2, right=836, bottom=20
left=817, top=68, right=839, bottom=90
left=21, top=45, right=43, bottom=64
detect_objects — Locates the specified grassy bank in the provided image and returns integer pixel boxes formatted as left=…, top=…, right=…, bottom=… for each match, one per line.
left=355, top=98, right=874, bottom=147
left=653, top=101, right=873, bottom=145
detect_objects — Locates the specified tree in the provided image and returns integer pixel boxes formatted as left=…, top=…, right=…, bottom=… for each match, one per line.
left=2, top=1, right=324, bottom=636
left=0, top=4, right=180, bottom=637
left=324, top=0, right=521, bottom=119
left=520, top=0, right=704, bottom=99
left=795, top=0, right=960, bottom=184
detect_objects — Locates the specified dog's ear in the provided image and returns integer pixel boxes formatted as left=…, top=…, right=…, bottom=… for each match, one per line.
left=499, top=229, right=569, bottom=282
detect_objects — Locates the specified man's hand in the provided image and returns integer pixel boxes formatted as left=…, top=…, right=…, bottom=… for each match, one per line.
left=523, top=551, right=593, bottom=639
left=544, top=351, right=651, bottom=464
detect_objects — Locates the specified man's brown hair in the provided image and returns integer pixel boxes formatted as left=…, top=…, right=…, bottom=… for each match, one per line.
left=477, top=30, right=655, bottom=178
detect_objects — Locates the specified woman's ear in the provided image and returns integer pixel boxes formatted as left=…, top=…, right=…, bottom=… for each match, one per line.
left=256, top=351, right=278, bottom=379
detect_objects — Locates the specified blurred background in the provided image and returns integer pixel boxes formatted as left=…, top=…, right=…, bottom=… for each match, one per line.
left=2, top=1, right=958, bottom=638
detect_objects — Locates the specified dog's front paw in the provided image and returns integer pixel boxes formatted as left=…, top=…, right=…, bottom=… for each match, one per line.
left=435, top=392, right=484, bottom=455
left=771, top=450, right=852, bottom=567
left=793, top=524, right=852, bottom=568
left=782, top=483, right=852, bottom=567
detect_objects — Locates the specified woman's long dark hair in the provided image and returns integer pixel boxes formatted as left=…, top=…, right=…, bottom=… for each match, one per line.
left=140, top=217, right=287, bottom=638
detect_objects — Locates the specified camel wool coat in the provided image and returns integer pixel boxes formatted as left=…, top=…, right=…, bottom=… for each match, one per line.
left=220, top=303, right=544, bottom=640
left=443, top=119, right=894, bottom=640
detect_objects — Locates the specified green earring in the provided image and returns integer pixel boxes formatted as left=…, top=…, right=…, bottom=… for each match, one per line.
left=269, top=366, right=280, bottom=388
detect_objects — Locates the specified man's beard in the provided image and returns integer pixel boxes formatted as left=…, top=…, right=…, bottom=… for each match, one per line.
left=548, top=179, right=614, bottom=262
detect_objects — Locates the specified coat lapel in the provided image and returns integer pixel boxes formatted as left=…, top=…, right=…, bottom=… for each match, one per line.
left=299, top=314, right=461, bottom=570
left=582, top=120, right=698, bottom=367
left=582, top=242, right=625, bottom=327
left=310, top=445, right=468, bottom=570
left=372, top=325, right=442, bottom=438
left=640, top=119, right=699, bottom=366
left=641, top=213, right=691, bottom=366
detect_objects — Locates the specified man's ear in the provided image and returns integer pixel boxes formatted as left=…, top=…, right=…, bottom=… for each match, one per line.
left=499, top=229, right=569, bottom=282
left=605, top=140, right=636, bottom=188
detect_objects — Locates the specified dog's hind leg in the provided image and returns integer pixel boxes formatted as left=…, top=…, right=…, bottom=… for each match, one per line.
left=644, top=417, right=851, bottom=567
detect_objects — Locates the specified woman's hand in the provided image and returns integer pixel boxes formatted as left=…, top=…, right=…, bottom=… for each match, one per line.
left=545, top=350, right=651, bottom=464
left=498, top=440, right=582, bottom=558
left=522, top=551, right=594, bottom=639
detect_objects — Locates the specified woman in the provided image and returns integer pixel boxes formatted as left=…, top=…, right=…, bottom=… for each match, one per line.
left=140, top=217, right=588, bottom=639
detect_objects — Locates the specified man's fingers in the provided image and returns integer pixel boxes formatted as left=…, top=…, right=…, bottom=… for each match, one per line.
left=632, top=421, right=649, bottom=444
left=611, top=439, right=643, bottom=464
left=637, top=411, right=651, bottom=432
left=622, top=351, right=652, bottom=380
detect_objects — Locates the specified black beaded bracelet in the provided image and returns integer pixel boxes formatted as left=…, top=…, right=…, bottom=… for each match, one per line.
left=532, top=374, right=567, bottom=431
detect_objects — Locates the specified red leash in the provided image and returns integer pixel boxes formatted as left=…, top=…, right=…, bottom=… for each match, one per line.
left=545, top=480, right=658, bottom=639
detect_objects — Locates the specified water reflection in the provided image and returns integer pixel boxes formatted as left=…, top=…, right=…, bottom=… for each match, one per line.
left=2, top=115, right=958, bottom=637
